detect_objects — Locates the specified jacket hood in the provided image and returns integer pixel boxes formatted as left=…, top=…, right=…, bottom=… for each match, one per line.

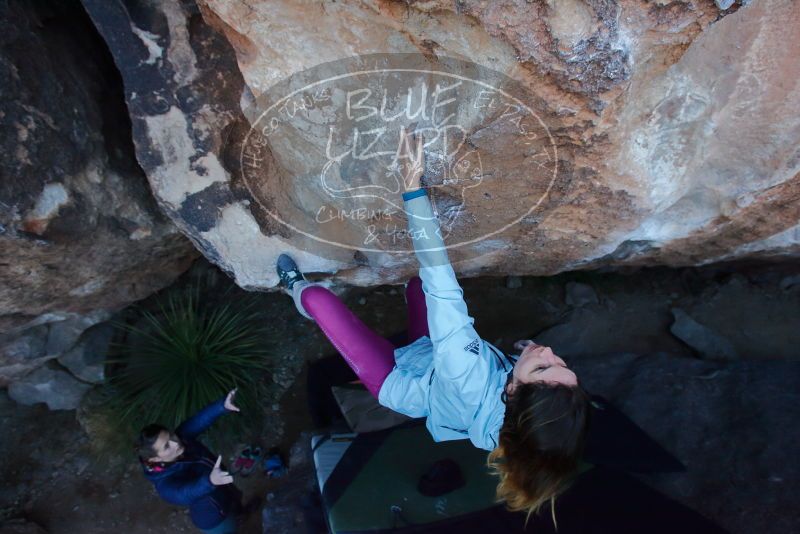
left=140, top=457, right=183, bottom=481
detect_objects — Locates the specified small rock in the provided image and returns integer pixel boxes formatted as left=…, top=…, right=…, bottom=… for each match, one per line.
left=0, top=326, right=51, bottom=383
left=1, top=327, right=48, bottom=361
left=715, top=0, right=735, bottom=9
left=8, top=364, right=94, bottom=410
left=58, top=322, right=114, bottom=384
left=724, top=273, right=750, bottom=288
left=565, top=282, right=599, bottom=307
left=74, top=455, right=91, bottom=475
left=505, top=276, right=522, bottom=289
left=358, top=297, right=367, bottom=305
left=779, top=274, right=800, bottom=292
left=45, top=313, right=105, bottom=356
left=669, top=308, right=738, bottom=360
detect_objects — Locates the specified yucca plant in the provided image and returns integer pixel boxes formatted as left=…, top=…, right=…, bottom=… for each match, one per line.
left=106, top=285, right=272, bottom=447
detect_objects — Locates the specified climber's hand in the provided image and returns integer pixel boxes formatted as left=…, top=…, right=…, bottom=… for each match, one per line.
left=210, top=456, right=234, bottom=486
left=224, top=388, right=240, bottom=412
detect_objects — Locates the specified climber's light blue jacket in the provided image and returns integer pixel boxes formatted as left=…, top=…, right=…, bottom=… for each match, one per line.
left=378, top=188, right=515, bottom=451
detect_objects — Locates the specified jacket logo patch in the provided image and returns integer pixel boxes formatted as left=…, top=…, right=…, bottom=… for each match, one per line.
left=464, top=338, right=480, bottom=355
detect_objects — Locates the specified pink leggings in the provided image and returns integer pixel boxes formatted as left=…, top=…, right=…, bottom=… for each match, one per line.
left=300, top=276, right=429, bottom=398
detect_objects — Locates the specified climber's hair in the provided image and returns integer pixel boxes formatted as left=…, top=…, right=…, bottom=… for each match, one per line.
left=136, top=423, right=168, bottom=460
left=487, top=380, right=591, bottom=528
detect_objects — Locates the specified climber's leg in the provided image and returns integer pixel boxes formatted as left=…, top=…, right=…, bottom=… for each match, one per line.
left=291, top=280, right=314, bottom=319
left=405, top=276, right=429, bottom=343
left=299, top=285, right=396, bottom=398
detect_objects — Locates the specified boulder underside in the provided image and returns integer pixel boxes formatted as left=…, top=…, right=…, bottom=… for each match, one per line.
left=79, top=0, right=800, bottom=289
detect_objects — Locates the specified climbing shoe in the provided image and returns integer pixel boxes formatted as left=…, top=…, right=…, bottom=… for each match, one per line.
left=276, top=253, right=306, bottom=290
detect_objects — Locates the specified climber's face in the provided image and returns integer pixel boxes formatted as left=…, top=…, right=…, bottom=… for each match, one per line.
left=149, top=430, right=185, bottom=463
left=506, top=341, right=578, bottom=395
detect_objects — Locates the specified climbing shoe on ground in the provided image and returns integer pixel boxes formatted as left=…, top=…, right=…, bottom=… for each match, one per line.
left=276, top=254, right=306, bottom=290
left=232, top=445, right=263, bottom=477
left=231, top=445, right=256, bottom=476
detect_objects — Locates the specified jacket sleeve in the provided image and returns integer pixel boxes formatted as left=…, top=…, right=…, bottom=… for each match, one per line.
left=155, top=472, right=216, bottom=505
left=176, top=397, right=228, bottom=440
left=403, top=188, right=484, bottom=380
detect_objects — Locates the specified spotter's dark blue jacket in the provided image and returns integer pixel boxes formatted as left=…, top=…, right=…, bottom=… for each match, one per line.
left=141, top=398, right=238, bottom=530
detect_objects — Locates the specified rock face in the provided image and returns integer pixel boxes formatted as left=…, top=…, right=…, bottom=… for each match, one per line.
left=83, top=0, right=799, bottom=290
left=0, top=1, right=196, bottom=396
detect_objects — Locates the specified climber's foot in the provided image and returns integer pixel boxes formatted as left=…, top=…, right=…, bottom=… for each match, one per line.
left=276, top=254, right=306, bottom=291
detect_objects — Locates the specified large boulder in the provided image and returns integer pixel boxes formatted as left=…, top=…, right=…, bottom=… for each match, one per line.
left=80, top=0, right=800, bottom=288
left=0, top=0, right=197, bottom=393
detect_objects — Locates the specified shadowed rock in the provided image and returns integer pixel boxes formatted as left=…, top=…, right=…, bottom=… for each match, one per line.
left=0, top=0, right=196, bottom=396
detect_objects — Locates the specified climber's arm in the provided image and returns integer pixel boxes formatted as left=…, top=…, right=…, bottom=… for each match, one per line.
left=403, top=188, right=483, bottom=379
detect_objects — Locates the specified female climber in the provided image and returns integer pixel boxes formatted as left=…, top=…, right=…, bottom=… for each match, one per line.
left=276, top=127, right=591, bottom=520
